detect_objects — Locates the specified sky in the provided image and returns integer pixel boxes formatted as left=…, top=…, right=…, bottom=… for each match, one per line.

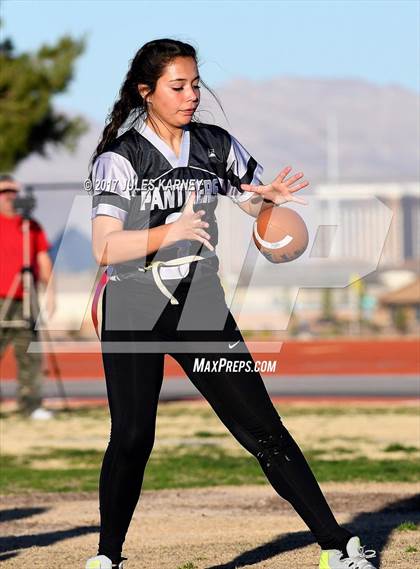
left=2, top=0, right=419, bottom=123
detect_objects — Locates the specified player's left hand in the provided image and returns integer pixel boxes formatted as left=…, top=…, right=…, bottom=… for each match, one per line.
left=240, top=166, right=310, bottom=206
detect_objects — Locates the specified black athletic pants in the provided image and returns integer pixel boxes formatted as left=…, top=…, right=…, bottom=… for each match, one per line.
left=97, top=272, right=353, bottom=564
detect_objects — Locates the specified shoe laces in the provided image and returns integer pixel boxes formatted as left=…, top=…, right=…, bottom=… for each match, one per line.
left=341, top=545, right=377, bottom=568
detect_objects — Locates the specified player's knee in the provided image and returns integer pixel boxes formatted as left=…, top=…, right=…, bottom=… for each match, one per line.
left=254, top=424, right=295, bottom=468
left=111, top=425, right=155, bottom=459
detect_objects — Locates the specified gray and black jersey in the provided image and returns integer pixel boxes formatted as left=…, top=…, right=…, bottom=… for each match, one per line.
left=90, top=121, right=263, bottom=283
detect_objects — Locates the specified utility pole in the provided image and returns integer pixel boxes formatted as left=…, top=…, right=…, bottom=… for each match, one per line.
left=326, top=111, right=340, bottom=183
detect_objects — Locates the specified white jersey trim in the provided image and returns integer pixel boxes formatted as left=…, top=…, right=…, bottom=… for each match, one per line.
left=91, top=151, right=137, bottom=201
left=91, top=204, right=128, bottom=222
left=225, top=135, right=264, bottom=203
left=135, top=122, right=190, bottom=168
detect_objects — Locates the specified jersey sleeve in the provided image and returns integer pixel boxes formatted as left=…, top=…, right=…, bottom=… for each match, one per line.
left=90, top=151, right=136, bottom=222
left=222, top=133, right=264, bottom=203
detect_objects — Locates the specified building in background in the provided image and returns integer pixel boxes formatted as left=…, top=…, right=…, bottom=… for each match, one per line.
left=379, top=277, right=420, bottom=334
left=314, top=182, right=419, bottom=267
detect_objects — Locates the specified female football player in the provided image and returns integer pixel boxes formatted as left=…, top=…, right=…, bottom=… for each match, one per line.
left=85, top=39, right=377, bottom=569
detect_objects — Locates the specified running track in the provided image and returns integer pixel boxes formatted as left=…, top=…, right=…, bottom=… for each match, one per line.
left=1, top=339, right=418, bottom=403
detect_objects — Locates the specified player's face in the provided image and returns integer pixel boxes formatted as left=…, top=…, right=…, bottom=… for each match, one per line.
left=0, top=190, right=17, bottom=215
left=143, top=56, right=201, bottom=128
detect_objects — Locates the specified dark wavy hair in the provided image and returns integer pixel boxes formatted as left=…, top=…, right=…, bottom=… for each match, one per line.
left=90, top=38, right=225, bottom=168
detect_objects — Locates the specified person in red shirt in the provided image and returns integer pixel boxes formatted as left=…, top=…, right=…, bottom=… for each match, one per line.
left=0, top=175, right=56, bottom=419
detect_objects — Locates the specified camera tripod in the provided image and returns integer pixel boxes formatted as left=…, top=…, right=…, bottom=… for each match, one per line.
left=0, top=209, right=69, bottom=412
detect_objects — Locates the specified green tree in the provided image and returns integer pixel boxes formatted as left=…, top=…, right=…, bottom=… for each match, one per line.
left=0, top=27, right=88, bottom=171
left=393, top=305, right=408, bottom=334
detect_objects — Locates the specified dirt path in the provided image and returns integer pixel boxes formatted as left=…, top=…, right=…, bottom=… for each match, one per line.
left=1, top=483, right=419, bottom=568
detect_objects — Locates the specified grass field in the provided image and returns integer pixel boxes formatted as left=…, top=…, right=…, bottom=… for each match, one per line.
left=1, top=400, right=419, bottom=567
left=1, top=400, right=419, bottom=493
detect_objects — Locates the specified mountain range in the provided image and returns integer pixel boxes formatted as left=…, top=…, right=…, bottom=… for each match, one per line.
left=14, top=75, right=419, bottom=185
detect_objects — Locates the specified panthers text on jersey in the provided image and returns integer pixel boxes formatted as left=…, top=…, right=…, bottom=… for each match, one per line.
left=90, top=120, right=263, bottom=284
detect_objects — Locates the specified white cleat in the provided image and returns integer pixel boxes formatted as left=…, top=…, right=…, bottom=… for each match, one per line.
left=319, top=536, right=377, bottom=568
left=85, top=554, right=124, bottom=568
left=29, top=407, right=54, bottom=420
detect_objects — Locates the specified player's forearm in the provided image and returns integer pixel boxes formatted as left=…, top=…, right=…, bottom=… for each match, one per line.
left=37, top=253, right=55, bottom=292
left=95, top=224, right=178, bottom=266
left=39, top=272, right=56, bottom=296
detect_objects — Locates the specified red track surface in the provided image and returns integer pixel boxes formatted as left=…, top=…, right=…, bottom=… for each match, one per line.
left=1, top=339, right=418, bottom=380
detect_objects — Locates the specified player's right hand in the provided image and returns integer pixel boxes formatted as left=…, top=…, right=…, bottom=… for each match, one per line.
left=173, top=190, right=214, bottom=251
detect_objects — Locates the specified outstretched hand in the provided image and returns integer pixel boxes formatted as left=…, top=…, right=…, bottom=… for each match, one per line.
left=241, top=166, right=310, bottom=206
